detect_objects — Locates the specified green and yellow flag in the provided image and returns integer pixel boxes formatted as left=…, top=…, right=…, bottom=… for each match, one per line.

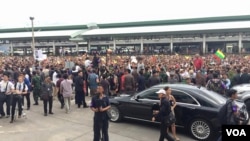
left=215, top=50, right=225, bottom=59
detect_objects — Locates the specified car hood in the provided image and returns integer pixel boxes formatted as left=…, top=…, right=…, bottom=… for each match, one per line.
left=232, top=84, right=250, bottom=94
left=111, top=94, right=133, bottom=100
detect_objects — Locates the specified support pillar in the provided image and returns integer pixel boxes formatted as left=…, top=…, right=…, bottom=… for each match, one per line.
left=24, top=48, right=27, bottom=56
left=202, top=34, right=206, bottom=55
left=140, top=37, right=143, bottom=54
left=10, top=42, right=13, bottom=56
left=170, top=36, right=173, bottom=54
left=239, top=33, right=242, bottom=54
left=76, top=43, right=79, bottom=55
left=88, top=40, right=91, bottom=52
left=52, top=41, right=56, bottom=56
left=113, top=39, right=116, bottom=52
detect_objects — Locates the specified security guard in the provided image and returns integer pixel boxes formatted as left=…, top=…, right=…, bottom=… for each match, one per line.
left=90, top=85, right=111, bottom=141
left=10, top=74, right=28, bottom=123
left=152, top=89, right=174, bottom=141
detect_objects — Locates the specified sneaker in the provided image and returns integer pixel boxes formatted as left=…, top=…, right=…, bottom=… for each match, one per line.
left=49, top=112, right=54, bottom=115
left=44, top=113, right=48, bottom=116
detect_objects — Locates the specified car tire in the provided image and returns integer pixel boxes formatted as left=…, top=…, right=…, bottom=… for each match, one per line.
left=188, top=119, right=213, bottom=141
left=108, top=105, right=122, bottom=122
left=245, top=99, right=250, bottom=113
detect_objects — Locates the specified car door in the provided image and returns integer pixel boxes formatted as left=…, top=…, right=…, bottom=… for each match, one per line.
left=171, top=89, right=200, bottom=127
left=125, top=88, right=159, bottom=121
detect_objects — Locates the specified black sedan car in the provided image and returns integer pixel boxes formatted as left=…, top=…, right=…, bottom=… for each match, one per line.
left=107, top=84, right=249, bottom=141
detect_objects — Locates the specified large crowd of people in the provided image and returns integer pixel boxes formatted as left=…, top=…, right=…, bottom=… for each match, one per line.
left=0, top=52, right=250, bottom=140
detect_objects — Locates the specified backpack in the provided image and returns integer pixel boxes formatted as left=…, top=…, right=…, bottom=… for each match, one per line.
left=208, top=79, right=225, bottom=94
left=218, top=100, right=232, bottom=125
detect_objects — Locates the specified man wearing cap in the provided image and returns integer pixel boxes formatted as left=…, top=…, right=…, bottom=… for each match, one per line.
left=0, top=73, right=14, bottom=118
left=152, top=89, right=174, bottom=141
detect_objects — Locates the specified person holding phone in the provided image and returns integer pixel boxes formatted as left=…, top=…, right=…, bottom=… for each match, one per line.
left=90, top=85, right=111, bottom=141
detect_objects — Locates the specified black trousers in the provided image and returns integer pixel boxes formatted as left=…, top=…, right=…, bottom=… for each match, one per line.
left=11, top=95, right=23, bottom=120
left=75, top=90, right=87, bottom=107
left=22, top=92, right=30, bottom=108
left=0, top=95, right=11, bottom=116
left=159, top=122, right=174, bottom=141
left=43, top=96, right=53, bottom=114
left=93, top=119, right=109, bottom=141
left=57, top=94, right=64, bottom=107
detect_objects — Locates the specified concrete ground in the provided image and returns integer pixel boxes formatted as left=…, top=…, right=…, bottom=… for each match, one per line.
left=0, top=97, right=198, bottom=141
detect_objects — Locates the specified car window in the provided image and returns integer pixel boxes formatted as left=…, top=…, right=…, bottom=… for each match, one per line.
left=172, top=90, right=198, bottom=105
left=139, top=89, right=159, bottom=100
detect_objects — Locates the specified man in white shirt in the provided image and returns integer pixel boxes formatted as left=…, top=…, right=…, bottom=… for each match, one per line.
left=52, top=71, right=58, bottom=85
left=10, top=74, right=28, bottom=123
left=84, top=57, right=92, bottom=68
left=0, top=73, right=14, bottom=118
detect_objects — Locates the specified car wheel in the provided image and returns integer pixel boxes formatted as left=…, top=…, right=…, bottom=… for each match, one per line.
left=189, top=119, right=213, bottom=141
left=108, top=105, right=122, bottom=122
left=245, top=99, right=250, bottom=113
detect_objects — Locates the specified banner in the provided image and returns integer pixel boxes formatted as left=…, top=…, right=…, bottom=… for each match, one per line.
left=34, top=49, right=47, bottom=61
left=64, top=61, right=75, bottom=69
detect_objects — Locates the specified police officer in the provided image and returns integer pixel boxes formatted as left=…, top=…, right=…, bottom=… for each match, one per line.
left=90, top=85, right=111, bottom=141
left=152, top=89, right=174, bottom=141
left=10, top=74, right=28, bottom=123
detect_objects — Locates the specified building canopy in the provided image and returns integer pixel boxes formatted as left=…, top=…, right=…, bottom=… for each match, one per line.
left=81, top=21, right=250, bottom=37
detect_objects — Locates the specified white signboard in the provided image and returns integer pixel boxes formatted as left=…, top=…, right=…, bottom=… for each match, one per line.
left=34, top=49, right=47, bottom=61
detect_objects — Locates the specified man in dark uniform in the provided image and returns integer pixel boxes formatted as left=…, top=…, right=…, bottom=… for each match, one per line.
left=152, top=89, right=174, bottom=141
left=31, top=71, right=41, bottom=105
left=90, top=85, right=111, bottom=141
left=75, top=71, right=87, bottom=108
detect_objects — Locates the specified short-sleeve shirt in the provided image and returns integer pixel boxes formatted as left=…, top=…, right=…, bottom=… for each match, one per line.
left=90, top=95, right=110, bottom=121
left=14, top=82, right=28, bottom=94
left=0, top=81, right=14, bottom=95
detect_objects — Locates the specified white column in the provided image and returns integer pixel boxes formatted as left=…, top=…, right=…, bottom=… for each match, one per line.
left=239, top=32, right=242, bottom=54
left=52, top=41, right=56, bottom=56
left=76, top=43, right=79, bottom=55
left=113, top=39, right=116, bottom=51
left=88, top=40, right=91, bottom=52
left=10, top=42, right=13, bottom=56
left=170, top=36, right=173, bottom=54
left=140, top=37, right=143, bottom=54
left=202, top=34, right=206, bottom=54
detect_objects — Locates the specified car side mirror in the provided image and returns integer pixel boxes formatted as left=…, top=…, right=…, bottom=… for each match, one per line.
left=135, top=95, right=141, bottom=102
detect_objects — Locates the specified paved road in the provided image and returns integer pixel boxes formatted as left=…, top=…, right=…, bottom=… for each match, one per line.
left=0, top=97, right=198, bottom=141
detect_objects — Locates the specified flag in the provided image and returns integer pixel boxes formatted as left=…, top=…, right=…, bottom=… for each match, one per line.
left=213, top=54, right=221, bottom=63
left=215, top=50, right=225, bottom=59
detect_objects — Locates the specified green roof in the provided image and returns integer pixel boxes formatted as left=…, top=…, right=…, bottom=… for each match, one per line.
left=1, top=15, right=250, bottom=33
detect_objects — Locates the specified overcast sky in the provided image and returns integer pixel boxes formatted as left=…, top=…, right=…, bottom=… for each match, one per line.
left=1, top=0, right=250, bottom=28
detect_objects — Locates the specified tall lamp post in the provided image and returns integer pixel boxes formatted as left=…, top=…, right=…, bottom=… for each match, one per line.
left=30, top=17, right=35, bottom=58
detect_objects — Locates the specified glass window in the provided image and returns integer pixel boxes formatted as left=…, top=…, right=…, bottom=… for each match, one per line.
left=139, top=89, right=159, bottom=100
left=172, top=90, right=198, bottom=105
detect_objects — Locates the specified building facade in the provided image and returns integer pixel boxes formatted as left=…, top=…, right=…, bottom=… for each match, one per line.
left=1, top=15, right=250, bottom=56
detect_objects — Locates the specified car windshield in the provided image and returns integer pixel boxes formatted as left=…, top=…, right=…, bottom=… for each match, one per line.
left=199, top=87, right=226, bottom=105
